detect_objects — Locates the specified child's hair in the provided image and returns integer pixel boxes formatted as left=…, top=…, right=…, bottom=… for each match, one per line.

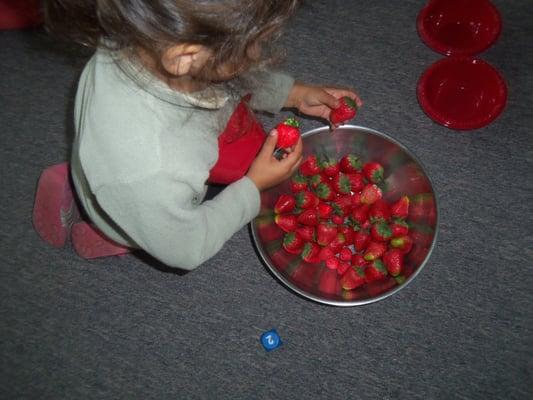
left=43, top=0, right=302, bottom=76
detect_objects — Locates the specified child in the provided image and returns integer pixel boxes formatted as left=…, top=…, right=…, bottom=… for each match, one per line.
left=33, top=0, right=362, bottom=270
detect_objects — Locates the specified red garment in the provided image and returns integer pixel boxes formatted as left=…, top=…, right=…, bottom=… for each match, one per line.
left=208, top=95, right=266, bottom=185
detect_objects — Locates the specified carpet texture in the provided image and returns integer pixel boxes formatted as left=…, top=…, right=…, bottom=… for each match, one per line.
left=1, top=1, right=532, bottom=399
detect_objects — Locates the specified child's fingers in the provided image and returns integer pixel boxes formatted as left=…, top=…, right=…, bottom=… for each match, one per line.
left=262, top=129, right=279, bottom=156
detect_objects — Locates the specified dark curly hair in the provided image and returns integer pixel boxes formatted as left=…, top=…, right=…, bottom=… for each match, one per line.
left=43, top=0, right=302, bottom=76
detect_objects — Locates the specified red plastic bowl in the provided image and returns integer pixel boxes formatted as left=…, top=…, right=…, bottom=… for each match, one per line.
left=417, top=57, right=507, bottom=130
left=417, top=0, right=502, bottom=56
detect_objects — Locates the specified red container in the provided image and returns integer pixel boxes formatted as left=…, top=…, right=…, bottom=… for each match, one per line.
left=417, top=57, right=507, bottom=130
left=417, top=0, right=502, bottom=56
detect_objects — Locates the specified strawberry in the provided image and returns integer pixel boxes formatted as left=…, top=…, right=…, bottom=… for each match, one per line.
left=297, top=209, right=319, bottom=226
left=332, top=195, right=353, bottom=217
left=317, top=202, right=333, bottom=219
left=363, top=241, right=387, bottom=261
left=309, top=173, right=329, bottom=190
left=331, top=215, right=343, bottom=226
left=368, top=200, right=391, bottom=223
left=390, top=196, right=410, bottom=219
left=340, top=266, right=366, bottom=290
left=353, top=229, right=370, bottom=251
left=391, top=219, right=409, bottom=237
left=319, top=246, right=335, bottom=261
left=346, top=172, right=365, bottom=193
left=296, top=225, right=316, bottom=242
left=364, top=259, right=388, bottom=282
left=362, top=161, right=384, bottom=184
left=274, top=194, right=296, bottom=214
left=299, top=154, right=321, bottom=176
left=337, top=261, right=351, bottom=276
left=350, top=204, right=370, bottom=225
left=314, top=182, right=336, bottom=201
left=371, top=221, right=392, bottom=242
left=390, top=235, right=414, bottom=254
left=301, top=242, right=321, bottom=263
left=330, top=96, right=358, bottom=125
left=331, top=173, right=352, bottom=195
left=338, top=225, right=354, bottom=245
left=276, top=117, right=300, bottom=148
left=339, top=154, right=362, bottom=173
left=290, top=173, right=308, bottom=193
left=320, top=156, right=340, bottom=177
left=350, top=192, right=362, bottom=208
left=283, top=231, right=304, bottom=254
left=316, top=222, right=338, bottom=246
left=339, top=247, right=352, bottom=261
left=351, top=254, right=367, bottom=268
left=383, top=249, right=404, bottom=276
left=360, top=184, right=382, bottom=205
left=295, top=190, right=319, bottom=209
left=328, top=232, right=347, bottom=254
left=274, top=214, right=297, bottom=233
left=318, top=267, right=341, bottom=295
left=325, top=255, right=340, bottom=270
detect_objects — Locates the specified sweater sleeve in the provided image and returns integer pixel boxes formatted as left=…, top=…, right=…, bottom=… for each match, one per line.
left=94, top=174, right=260, bottom=271
left=247, top=70, right=295, bottom=114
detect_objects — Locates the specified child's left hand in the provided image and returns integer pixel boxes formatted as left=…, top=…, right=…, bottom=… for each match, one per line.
left=285, top=82, right=363, bottom=126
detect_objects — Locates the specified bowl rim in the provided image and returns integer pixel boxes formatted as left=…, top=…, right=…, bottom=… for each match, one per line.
left=250, top=124, right=440, bottom=307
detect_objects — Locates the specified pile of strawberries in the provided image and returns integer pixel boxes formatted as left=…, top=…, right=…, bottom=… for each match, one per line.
left=272, top=152, right=414, bottom=292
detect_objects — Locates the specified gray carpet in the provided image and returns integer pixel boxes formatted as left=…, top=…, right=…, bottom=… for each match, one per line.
left=1, top=1, right=532, bottom=399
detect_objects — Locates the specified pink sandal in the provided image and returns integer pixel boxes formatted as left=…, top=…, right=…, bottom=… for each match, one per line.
left=71, top=222, right=131, bottom=259
left=32, top=163, right=80, bottom=248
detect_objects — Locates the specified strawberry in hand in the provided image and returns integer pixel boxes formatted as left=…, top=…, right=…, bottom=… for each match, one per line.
left=330, top=96, right=358, bottom=125
left=275, top=118, right=301, bottom=148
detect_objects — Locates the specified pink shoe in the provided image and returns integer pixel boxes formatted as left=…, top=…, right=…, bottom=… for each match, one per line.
left=32, top=163, right=80, bottom=248
left=71, top=222, right=131, bottom=259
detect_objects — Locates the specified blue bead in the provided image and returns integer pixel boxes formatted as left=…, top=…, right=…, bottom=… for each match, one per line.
left=260, top=329, right=282, bottom=352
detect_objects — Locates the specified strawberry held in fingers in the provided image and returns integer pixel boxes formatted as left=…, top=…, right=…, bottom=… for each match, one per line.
left=274, top=214, right=297, bottom=233
left=274, top=194, right=296, bottom=214
left=330, top=96, right=358, bottom=125
left=275, top=117, right=300, bottom=148
left=363, top=161, right=384, bottom=184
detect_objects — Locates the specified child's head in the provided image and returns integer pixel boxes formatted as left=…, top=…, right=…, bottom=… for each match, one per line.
left=44, top=0, right=302, bottom=82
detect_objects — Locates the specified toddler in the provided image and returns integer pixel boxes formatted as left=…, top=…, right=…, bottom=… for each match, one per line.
left=33, top=0, right=361, bottom=270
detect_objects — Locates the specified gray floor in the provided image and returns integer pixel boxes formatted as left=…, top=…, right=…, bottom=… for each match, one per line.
left=1, top=1, right=532, bottom=399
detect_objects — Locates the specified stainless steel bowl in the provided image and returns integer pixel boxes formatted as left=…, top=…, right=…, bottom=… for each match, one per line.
left=251, top=125, right=439, bottom=306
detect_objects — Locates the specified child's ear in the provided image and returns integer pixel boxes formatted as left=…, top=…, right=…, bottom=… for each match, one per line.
left=161, top=44, right=211, bottom=76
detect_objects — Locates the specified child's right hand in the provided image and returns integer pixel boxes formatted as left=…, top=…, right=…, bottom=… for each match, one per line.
left=246, top=129, right=303, bottom=191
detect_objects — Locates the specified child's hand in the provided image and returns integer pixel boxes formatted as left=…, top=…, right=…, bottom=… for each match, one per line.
left=285, top=82, right=362, bottom=126
left=246, top=130, right=303, bottom=191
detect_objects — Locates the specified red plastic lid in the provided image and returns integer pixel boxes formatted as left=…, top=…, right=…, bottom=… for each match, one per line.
left=417, top=0, right=502, bottom=56
left=417, top=57, right=507, bottom=130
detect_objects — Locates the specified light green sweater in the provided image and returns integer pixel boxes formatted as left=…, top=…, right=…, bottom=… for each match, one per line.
left=71, top=49, right=294, bottom=270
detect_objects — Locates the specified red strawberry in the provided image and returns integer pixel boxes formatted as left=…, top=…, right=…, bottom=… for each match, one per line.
left=350, top=192, right=362, bottom=208
left=383, top=249, right=404, bottom=276
left=331, top=214, right=344, bottom=225
left=297, top=209, right=319, bottom=226
left=274, top=214, right=297, bottom=233
left=363, top=241, right=387, bottom=261
left=338, top=225, right=354, bottom=245
left=390, top=235, right=413, bottom=254
left=340, top=266, right=366, bottom=290
left=296, top=225, right=316, bottom=242
left=317, top=202, right=333, bottom=219
left=391, top=219, right=409, bottom=237
left=351, top=254, right=367, bottom=268
left=328, top=232, right=347, bottom=254
left=337, top=261, right=351, bottom=276
left=339, top=247, right=352, bottom=261
left=350, top=204, right=370, bottom=225
left=332, top=173, right=352, bottom=195
left=299, top=154, right=321, bottom=176
left=364, top=259, right=388, bottom=282
left=360, top=184, right=382, bottom=205
left=309, top=173, right=329, bottom=190
left=320, top=156, right=340, bottom=177
left=325, top=255, right=340, bottom=270
left=332, top=195, right=353, bottom=217
left=353, top=229, right=370, bottom=252
left=368, top=200, right=391, bottom=223
left=346, top=172, right=365, bottom=192
left=282, top=231, right=304, bottom=254
left=290, top=173, right=308, bottom=193
left=390, top=196, right=410, bottom=219
left=276, top=117, right=300, bottom=148
left=295, top=190, right=319, bottom=209
left=362, top=161, right=384, bottom=184
left=274, top=194, right=296, bottom=214
left=316, top=222, right=338, bottom=246
left=314, top=182, right=336, bottom=201
left=339, top=154, right=362, bottom=173
left=330, top=96, right=358, bottom=125
left=371, top=221, right=392, bottom=242
left=301, top=242, right=321, bottom=263
left=319, top=246, right=336, bottom=261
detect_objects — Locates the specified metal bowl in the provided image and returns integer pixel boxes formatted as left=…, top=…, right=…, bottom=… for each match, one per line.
left=251, top=125, right=439, bottom=306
